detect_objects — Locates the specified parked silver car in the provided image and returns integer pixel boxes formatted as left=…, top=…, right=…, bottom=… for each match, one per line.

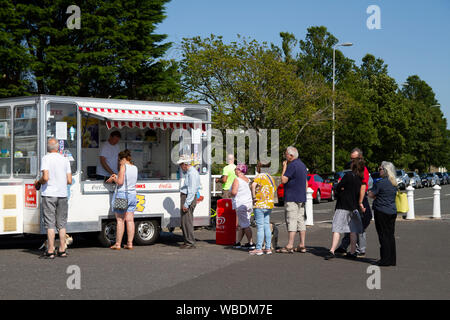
left=420, top=173, right=432, bottom=187
left=443, top=172, right=450, bottom=184
left=396, top=170, right=410, bottom=190
left=435, top=172, right=447, bottom=185
left=407, top=172, right=422, bottom=188
left=427, top=173, right=440, bottom=187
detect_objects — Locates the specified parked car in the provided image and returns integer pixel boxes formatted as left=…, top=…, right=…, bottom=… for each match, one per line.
left=420, top=173, right=432, bottom=187
left=371, top=171, right=383, bottom=186
left=435, top=172, right=447, bottom=185
left=407, top=172, right=422, bottom=188
left=277, top=173, right=335, bottom=205
left=443, top=172, right=450, bottom=184
left=427, top=173, right=440, bottom=186
left=396, top=170, right=410, bottom=190
left=277, top=183, right=285, bottom=206
left=308, top=174, right=334, bottom=203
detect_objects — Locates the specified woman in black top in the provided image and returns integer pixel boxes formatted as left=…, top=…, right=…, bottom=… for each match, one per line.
left=325, top=159, right=365, bottom=260
left=368, top=161, right=398, bottom=267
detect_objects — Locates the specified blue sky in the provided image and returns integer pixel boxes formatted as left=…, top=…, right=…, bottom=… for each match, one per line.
left=157, top=0, right=450, bottom=128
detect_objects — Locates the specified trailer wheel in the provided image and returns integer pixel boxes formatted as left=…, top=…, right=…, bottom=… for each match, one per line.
left=134, top=220, right=160, bottom=246
left=98, top=220, right=117, bottom=247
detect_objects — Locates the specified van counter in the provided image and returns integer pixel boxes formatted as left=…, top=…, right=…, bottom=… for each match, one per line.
left=82, top=180, right=180, bottom=194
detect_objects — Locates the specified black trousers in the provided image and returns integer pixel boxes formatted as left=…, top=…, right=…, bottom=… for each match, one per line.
left=374, top=210, right=397, bottom=265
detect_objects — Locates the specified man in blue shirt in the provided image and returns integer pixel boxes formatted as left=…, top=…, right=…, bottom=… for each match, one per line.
left=276, top=146, right=308, bottom=253
left=178, top=155, right=201, bottom=249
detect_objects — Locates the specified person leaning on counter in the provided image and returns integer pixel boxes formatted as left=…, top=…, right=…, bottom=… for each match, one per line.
left=96, top=131, right=121, bottom=181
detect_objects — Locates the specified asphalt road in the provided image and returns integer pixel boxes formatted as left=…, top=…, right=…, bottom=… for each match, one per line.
left=0, top=185, right=449, bottom=300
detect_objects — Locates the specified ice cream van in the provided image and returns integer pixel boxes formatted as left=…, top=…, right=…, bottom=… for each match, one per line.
left=0, top=95, right=211, bottom=246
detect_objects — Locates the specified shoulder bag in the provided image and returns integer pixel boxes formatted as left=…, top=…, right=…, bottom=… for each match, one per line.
left=113, top=166, right=128, bottom=211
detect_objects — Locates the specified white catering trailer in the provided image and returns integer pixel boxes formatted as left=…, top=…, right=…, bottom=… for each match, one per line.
left=0, top=95, right=211, bottom=246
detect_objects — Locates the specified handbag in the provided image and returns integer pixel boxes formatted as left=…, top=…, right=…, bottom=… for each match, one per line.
left=113, top=166, right=128, bottom=211
left=395, top=191, right=409, bottom=213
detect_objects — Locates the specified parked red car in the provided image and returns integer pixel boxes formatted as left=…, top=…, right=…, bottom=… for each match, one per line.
left=277, top=173, right=334, bottom=205
left=308, top=174, right=334, bottom=203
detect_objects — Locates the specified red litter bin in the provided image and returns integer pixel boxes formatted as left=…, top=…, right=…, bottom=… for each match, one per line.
left=216, top=198, right=236, bottom=245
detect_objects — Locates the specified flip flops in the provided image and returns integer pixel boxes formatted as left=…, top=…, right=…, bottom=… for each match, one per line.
left=294, top=246, right=307, bottom=253
left=40, top=251, right=56, bottom=259
left=276, top=247, right=294, bottom=254
left=110, top=244, right=121, bottom=250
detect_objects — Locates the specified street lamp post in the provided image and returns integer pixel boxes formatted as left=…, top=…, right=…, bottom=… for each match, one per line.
left=332, top=42, right=353, bottom=173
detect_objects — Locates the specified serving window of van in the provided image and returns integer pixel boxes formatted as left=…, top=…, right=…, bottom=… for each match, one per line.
left=80, top=120, right=174, bottom=181
left=45, top=103, right=78, bottom=173
left=0, top=106, right=11, bottom=178
left=13, top=105, right=38, bottom=177
left=80, top=119, right=207, bottom=182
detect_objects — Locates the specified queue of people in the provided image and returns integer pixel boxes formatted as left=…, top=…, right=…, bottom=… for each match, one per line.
left=220, top=147, right=398, bottom=268
left=35, top=134, right=398, bottom=267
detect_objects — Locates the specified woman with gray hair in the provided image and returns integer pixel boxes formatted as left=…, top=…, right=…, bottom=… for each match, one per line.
left=368, top=161, right=398, bottom=267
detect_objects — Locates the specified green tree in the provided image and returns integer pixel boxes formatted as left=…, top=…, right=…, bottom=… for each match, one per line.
left=0, top=0, right=33, bottom=97
left=0, top=0, right=180, bottom=100
left=297, top=26, right=354, bottom=83
left=401, top=75, right=449, bottom=171
left=180, top=35, right=333, bottom=169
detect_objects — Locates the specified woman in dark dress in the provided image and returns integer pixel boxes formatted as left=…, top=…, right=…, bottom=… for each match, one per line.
left=368, top=161, right=398, bottom=267
left=325, top=159, right=365, bottom=260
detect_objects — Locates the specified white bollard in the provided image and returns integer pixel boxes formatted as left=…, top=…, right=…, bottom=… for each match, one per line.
left=305, top=187, right=314, bottom=226
left=432, top=185, right=441, bottom=219
left=406, top=185, right=415, bottom=220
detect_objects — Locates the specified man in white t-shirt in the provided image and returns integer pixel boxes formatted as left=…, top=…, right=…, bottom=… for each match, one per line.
left=35, top=138, right=72, bottom=259
left=96, top=131, right=121, bottom=180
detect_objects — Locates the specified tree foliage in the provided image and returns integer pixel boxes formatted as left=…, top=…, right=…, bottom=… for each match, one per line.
left=180, top=27, right=449, bottom=173
left=180, top=35, right=333, bottom=155
left=0, top=0, right=181, bottom=100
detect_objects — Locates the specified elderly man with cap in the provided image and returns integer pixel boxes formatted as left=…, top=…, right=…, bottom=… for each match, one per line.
left=177, top=154, right=201, bottom=249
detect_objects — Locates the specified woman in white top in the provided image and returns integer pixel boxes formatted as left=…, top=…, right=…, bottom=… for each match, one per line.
left=231, top=163, right=255, bottom=250
left=106, top=149, right=138, bottom=250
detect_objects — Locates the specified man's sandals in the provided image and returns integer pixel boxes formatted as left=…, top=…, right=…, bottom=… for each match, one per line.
left=294, top=246, right=307, bottom=253
left=276, top=246, right=306, bottom=254
left=276, top=247, right=294, bottom=254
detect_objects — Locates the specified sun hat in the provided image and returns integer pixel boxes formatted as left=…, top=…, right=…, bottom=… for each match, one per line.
left=176, top=154, right=192, bottom=165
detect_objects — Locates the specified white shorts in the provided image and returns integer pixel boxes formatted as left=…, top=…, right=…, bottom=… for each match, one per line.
left=236, top=204, right=253, bottom=229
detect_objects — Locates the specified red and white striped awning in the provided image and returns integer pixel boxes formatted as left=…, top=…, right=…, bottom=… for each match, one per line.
left=78, top=106, right=207, bottom=131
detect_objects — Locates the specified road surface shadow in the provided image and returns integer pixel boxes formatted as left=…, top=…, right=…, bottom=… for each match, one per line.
left=307, top=246, right=378, bottom=265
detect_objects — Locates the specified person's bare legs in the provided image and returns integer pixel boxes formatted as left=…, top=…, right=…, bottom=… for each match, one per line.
left=58, top=228, right=67, bottom=253
left=286, top=231, right=296, bottom=249
left=236, top=227, right=245, bottom=244
left=329, top=232, right=341, bottom=253
left=114, top=214, right=125, bottom=247
left=244, top=227, right=253, bottom=244
left=124, top=212, right=135, bottom=247
left=299, top=230, right=306, bottom=249
left=47, top=229, right=56, bottom=253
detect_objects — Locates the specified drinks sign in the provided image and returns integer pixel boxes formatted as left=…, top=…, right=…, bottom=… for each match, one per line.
left=25, top=184, right=37, bottom=208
